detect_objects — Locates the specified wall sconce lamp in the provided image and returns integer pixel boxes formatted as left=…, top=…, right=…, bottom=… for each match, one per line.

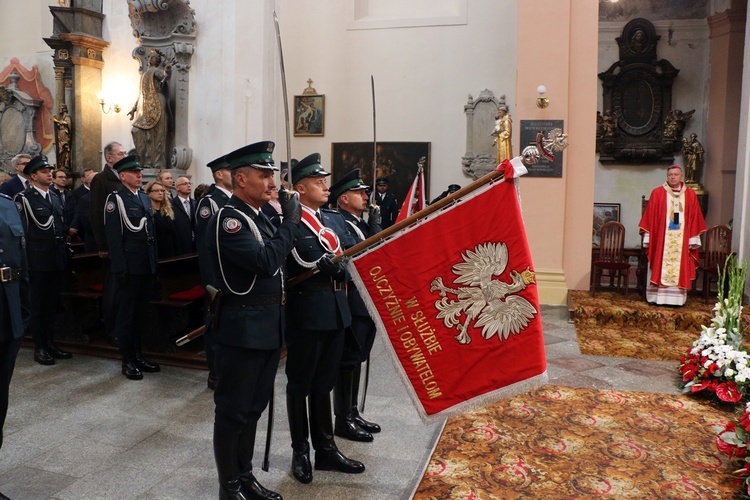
left=536, top=85, right=549, bottom=109
left=100, top=98, right=121, bottom=114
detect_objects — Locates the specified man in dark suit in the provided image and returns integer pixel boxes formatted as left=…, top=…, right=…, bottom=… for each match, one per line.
left=72, top=168, right=95, bottom=202
left=0, top=190, right=30, bottom=472
left=171, top=175, right=196, bottom=255
left=104, top=154, right=160, bottom=380
left=373, top=177, right=399, bottom=228
left=194, top=157, right=233, bottom=391
left=205, top=141, right=300, bottom=499
left=0, top=154, right=32, bottom=197
left=14, top=155, right=72, bottom=365
left=285, top=153, right=365, bottom=485
left=90, top=142, right=125, bottom=341
left=72, top=169, right=96, bottom=252
left=329, top=169, right=382, bottom=443
left=50, top=169, right=77, bottom=240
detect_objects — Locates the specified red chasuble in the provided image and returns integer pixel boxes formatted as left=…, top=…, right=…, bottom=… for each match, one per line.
left=639, top=184, right=706, bottom=290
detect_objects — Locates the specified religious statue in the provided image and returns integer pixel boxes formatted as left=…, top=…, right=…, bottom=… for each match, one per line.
left=602, top=109, right=617, bottom=138
left=491, top=106, right=512, bottom=163
left=52, top=103, right=72, bottom=171
left=681, top=133, right=705, bottom=185
left=663, top=109, right=694, bottom=140
left=128, top=51, right=172, bottom=169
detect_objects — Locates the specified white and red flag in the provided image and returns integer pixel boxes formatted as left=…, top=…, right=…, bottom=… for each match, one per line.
left=394, top=166, right=425, bottom=224
left=349, top=161, right=546, bottom=420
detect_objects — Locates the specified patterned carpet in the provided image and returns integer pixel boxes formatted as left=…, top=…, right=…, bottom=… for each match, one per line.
left=414, top=385, right=739, bottom=499
left=570, top=290, right=750, bottom=361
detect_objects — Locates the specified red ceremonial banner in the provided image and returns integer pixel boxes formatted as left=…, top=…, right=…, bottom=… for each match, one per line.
left=350, top=178, right=547, bottom=419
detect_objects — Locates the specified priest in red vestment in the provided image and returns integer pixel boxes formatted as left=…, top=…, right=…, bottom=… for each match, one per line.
left=639, top=165, right=707, bottom=306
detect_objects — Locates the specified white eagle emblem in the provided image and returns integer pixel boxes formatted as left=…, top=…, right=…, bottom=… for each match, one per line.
left=429, top=242, right=537, bottom=345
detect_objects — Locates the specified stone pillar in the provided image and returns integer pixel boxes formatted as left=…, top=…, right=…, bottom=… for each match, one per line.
left=706, top=3, right=746, bottom=228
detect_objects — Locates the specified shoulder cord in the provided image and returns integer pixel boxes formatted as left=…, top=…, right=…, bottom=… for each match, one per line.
left=114, top=193, right=147, bottom=234
left=346, top=219, right=366, bottom=241
left=20, top=194, right=54, bottom=231
left=215, top=205, right=273, bottom=296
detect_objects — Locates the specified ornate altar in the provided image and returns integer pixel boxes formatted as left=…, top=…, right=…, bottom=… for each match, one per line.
left=597, top=18, right=681, bottom=163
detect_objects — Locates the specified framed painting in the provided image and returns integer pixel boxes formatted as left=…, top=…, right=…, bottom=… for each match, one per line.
left=592, top=203, right=621, bottom=246
left=330, top=142, right=430, bottom=206
left=293, top=94, right=325, bottom=136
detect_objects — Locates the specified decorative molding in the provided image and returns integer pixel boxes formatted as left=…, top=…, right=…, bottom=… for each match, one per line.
left=347, top=0, right=467, bottom=30
left=534, top=268, right=568, bottom=306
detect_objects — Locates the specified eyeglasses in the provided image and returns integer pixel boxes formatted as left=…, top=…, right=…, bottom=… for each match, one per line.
left=177, top=181, right=191, bottom=186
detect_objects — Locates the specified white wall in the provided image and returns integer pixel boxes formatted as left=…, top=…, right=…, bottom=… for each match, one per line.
left=275, top=0, right=517, bottom=198
left=596, top=20, right=711, bottom=248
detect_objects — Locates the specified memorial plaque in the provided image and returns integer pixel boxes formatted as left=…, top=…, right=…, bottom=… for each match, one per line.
left=520, top=119, right=564, bottom=177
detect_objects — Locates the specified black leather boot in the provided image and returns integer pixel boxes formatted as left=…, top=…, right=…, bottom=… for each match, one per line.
left=334, top=369, right=372, bottom=442
left=310, top=392, right=365, bottom=474
left=214, top=426, right=248, bottom=500
left=238, top=420, right=282, bottom=500
left=351, top=364, right=381, bottom=433
left=287, top=393, right=312, bottom=484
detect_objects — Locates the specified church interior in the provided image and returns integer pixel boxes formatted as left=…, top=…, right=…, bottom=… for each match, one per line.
left=2, top=0, right=750, bottom=498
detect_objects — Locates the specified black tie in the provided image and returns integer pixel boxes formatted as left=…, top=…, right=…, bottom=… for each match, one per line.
left=316, top=212, right=323, bottom=223
left=258, top=212, right=274, bottom=234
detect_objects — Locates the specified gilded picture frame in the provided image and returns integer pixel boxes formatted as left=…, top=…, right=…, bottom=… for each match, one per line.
left=293, top=94, right=325, bottom=136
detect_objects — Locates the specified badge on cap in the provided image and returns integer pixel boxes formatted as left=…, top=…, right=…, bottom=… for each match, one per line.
left=199, top=206, right=212, bottom=219
left=223, top=217, right=242, bottom=233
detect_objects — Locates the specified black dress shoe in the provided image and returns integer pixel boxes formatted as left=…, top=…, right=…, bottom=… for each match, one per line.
left=121, top=362, right=143, bottom=380
left=334, top=416, right=373, bottom=442
left=34, top=347, right=55, bottom=366
left=134, top=357, right=161, bottom=373
left=314, top=449, right=365, bottom=474
left=353, top=410, right=381, bottom=433
left=291, top=446, right=313, bottom=484
left=47, top=344, right=72, bottom=360
left=240, top=471, right=282, bottom=500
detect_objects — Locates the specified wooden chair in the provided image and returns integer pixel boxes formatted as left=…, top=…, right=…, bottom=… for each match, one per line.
left=593, top=221, right=631, bottom=295
left=701, top=225, right=732, bottom=303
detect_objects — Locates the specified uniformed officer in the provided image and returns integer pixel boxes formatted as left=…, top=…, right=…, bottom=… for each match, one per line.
left=194, top=156, right=233, bottom=390
left=285, top=153, right=365, bottom=484
left=14, top=154, right=72, bottom=365
left=205, top=141, right=300, bottom=500
left=104, top=154, right=160, bottom=380
left=0, top=191, right=30, bottom=458
left=328, top=169, right=382, bottom=442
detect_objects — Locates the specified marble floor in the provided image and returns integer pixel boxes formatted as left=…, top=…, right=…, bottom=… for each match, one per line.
left=0, top=305, right=680, bottom=499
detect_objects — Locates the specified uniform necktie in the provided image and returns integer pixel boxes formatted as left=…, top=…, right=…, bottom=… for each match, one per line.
left=316, top=211, right=323, bottom=223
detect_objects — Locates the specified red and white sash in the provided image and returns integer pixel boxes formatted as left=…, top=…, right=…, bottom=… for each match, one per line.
left=300, top=205, right=342, bottom=255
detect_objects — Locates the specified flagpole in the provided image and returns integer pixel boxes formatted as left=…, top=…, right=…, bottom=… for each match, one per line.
left=371, top=75, right=377, bottom=192
left=288, top=165, right=506, bottom=287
